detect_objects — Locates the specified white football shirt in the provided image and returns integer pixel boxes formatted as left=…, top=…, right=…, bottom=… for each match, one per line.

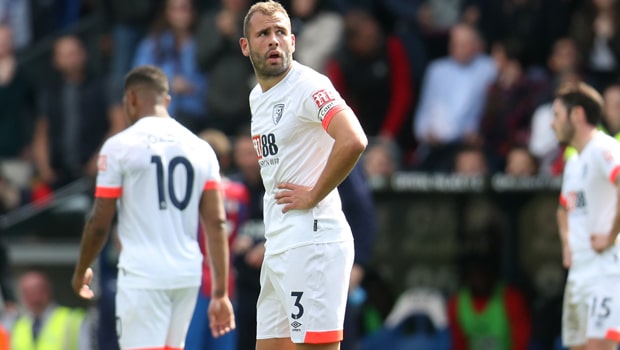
left=560, top=131, right=620, bottom=283
left=249, top=61, right=353, bottom=255
left=95, top=116, right=221, bottom=289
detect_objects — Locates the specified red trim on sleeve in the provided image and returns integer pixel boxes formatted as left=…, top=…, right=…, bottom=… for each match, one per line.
left=95, top=186, right=122, bottom=198
left=322, top=105, right=351, bottom=130
left=609, top=165, right=620, bottom=183
left=304, top=329, right=343, bottom=344
left=559, top=195, right=568, bottom=208
left=203, top=180, right=220, bottom=191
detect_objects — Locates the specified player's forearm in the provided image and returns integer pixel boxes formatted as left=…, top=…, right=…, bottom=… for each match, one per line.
left=556, top=206, right=569, bottom=247
left=74, top=217, right=110, bottom=275
left=607, top=186, right=620, bottom=242
left=205, top=220, right=230, bottom=298
left=310, top=136, right=367, bottom=205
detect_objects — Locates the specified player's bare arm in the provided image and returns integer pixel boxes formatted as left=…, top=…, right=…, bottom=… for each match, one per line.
left=199, top=188, right=236, bottom=337
left=72, top=197, right=117, bottom=299
left=557, top=205, right=571, bottom=268
left=275, top=108, right=367, bottom=213
left=592, top=176, right=620, bottom=253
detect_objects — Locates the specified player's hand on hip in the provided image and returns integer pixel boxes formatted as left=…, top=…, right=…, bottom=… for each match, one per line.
left=275, top=183, right=315, bottom=213
left=71, top=267, right=95, bottom=300
left=208, top=296, right=236, bottom=338
left=591, top=233, right=613, bottom=253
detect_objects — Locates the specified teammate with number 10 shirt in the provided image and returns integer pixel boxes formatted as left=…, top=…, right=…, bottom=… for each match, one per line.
left=71, top=65, right=235, bottom=350
left=239, top=1, right=368, bottom=349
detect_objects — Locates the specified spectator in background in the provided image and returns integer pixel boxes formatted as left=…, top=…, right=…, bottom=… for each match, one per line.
left=194, top=0, right=253, bottom=136
left=453, top=145, right=488, bottom=176
left=447, top=251, right=532, bottom=350
left=326, top=7, right=414, bottom=148
left=413, top=23, right=496, bottom=172
left=0, top=0, right=31, bottom=51
left=362, top=139, right=400, bottom=180
left=570, top=0, right=620, bottom=91
left=382, top=0, right=429, bottom=83
left=0, top=25, right=36, bottom=161
left=0, top=25, right=37, bottom=210
left=104, top=0, right=164, bottom=128
left=504, top=146, right=538, bottom=177
left=186, top=129, right=248, bottom=350
left=463, top=0, right=570, bottom=68
left=12, top=270, right=87, bottom=350
left=229, top=133, right=265, bottom=350
left=602, top=82, right=620, bottom=137
left=537, top=38, right=582, bottom=104
left=529, top=39, right=583, bottom=175
left=133, top=0, right=207, bottom=134
left=290, top=0, right=344, bottom=73
left=32, top=35, right=124, bottom=189
left=478, top=38, right=543, bottom=173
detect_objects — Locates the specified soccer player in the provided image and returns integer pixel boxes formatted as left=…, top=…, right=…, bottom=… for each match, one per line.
left=553, top=81, right=620, bottom=350
left=239, top=2, right=368, bottom=350
left=71, top=65, right=235, bottom=350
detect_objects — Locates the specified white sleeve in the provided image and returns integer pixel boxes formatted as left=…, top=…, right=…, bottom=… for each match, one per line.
left=300, top=76, right=351, bottom=129
left=593, top=140, right=620, bottom=183
left=94, top=138, right=123, bottom=198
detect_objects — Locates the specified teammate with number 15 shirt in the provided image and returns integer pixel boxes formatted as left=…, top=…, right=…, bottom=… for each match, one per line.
left=239, top=1, right=368, bottom=350
left=71, top=65, right=235, bottom=350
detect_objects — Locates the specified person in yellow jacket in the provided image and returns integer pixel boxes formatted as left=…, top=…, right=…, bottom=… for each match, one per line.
left=11, top=271, right=84, bottom=350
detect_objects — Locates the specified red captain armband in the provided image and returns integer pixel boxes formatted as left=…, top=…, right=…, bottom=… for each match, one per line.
left=204, top=180, right=220, bottom=191
left=95, top=186, right=122, bottom=198
left=321, top=105, right=350, bottom=130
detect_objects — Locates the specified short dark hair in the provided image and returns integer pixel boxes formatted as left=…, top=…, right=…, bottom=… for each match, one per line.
left=124, top=65, right=169, bottom=95
left=243, top=0, right=289, bottom=38
left=555, top=81, right=604, bottom=126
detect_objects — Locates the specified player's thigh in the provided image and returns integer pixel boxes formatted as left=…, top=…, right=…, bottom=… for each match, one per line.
left=586, top=277, right=620, bottom=342
left=257, top=257, right=291, bottom=340
left=296, top=343, right=341, bottom=350
left=116, top=287, right=170, bottom=349
left=167, top=286, right=199, bottom=347
left=563, top=281, right=588, bottom=348
left=283, top=241, right=354, bottom=344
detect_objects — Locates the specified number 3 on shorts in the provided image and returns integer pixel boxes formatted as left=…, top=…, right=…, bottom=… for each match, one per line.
left=291, top=291, right=304, bottom=320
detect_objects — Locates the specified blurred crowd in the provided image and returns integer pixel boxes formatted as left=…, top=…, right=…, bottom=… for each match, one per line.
left=1, top=0, right=620, bottom=213
left=0, top=0, right=618, bottom=349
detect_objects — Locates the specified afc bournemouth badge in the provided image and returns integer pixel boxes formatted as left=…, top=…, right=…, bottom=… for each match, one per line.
left=272, top=103, right=284, bottom=125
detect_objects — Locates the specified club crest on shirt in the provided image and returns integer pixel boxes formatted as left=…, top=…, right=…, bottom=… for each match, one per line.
left=272, top=104, right=285, bottom=125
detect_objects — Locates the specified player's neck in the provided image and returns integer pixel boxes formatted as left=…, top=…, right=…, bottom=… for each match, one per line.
left=257, top=64, right=293, bottom=92
left=135, top=105, right=170, bottom=121
left=572, top=127, right=598, bottom=153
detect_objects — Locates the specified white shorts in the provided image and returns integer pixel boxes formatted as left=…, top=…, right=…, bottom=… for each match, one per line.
left=256, top=240, right=354, bottom=344
left=116, top=286, right=199, bottom=349
left=562, top=277, right=620, bottom=347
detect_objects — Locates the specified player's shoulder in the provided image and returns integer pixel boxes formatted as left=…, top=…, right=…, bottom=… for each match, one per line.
left=291, top=61, right=332, bottom=89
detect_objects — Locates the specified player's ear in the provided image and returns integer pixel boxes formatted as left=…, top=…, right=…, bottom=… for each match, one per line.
left=164, top=94, right=171, bottom=108
left=291, top=33, right=295, bottom=53
left=240, top=37, right=250, bottom=57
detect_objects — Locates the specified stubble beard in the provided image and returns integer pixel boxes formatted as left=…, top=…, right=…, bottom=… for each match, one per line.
left=250, top=49, right=291, bottom=80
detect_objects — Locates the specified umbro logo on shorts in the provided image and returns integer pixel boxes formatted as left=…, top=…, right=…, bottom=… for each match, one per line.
left=291, top=321, right=302, bottom=329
